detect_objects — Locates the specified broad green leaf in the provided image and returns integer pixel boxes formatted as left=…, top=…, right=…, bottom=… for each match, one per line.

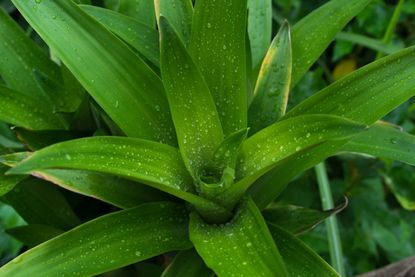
left=340, top=122, right=415, bottom=166
left=0, top=164, right=25, bottom=196
left=263, top=199, right=347, bottom=235
left=247, top=0, right=272, bottom=69
left=0, top=85, right=68, bottom=130
left=7, top=224, right=64, bottom=248
left=268, top=224, right=339, bottom=277
left=0, top=122, right=23, bottom=150
left=12, top=0, right=175, bottom=143
left=291, top=0, right=372, bottom=86
left=336, top=32, right=402, bottom=55
left=7, top=137, right=231, bottom=222
left=155, top=0, right=193, bottom=45
left=160, top=17, right=223, bottom=175
left=2, top=178, right=80, bottom=230
left=249, top=141, right=345, bottom=209
left=162, top=249, right=214, bottom=277
left=190, top=0, right=247, bottom=136
left=80, top=5, right=160, bottom=66
left=248, top=22, right=292, bottom=133
left=0, top=202, right=191, bottom=277
left=14, top=128, right=86, bottom=151
left=32, top=169, right=172, bottom=209
left=218, top=115, right=364, bottom=209
left=238, top=115, right=366, bottom=178
left=0, top=8, right=59, bottom=100
left=212, top=129, right=248, bottom=172
left=288, top=46, right=415, bottom=125
left=118, top=0, right=155, bottom=28
left=190, top=197, right=287, bottom=277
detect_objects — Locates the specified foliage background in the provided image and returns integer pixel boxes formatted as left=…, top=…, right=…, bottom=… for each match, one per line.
left=0, top=0, right=414, bottom=276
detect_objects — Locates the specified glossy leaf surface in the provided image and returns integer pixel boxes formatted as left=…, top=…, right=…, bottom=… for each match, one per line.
left=118, top=0, right=155, bottom=28
left=12, top=0, right=175, bottom=143
left=190, top=0, right=247, bottom=136
left=190, top=197, right=287, bottom=277
left=160, top=17, right=223, bottom=175
left=248, top=22, right=292, bottom=133
left=0, top=202, right=191, bottom=277
left=291, top=0, right=372, bottom=86
left=7, top=224, right=64, bottom=248
left=81, top=5, right=160, bottom=66
left=269, top=224, right=339, bottom=277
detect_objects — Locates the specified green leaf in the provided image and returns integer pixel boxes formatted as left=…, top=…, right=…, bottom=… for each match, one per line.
left=155, top=0, right=193, bottom=46
left=249, top=141, right=345, bottom=209
left=0, top=164, right=25, bottom=196
left=190, top=197, right=287, bottom=277
left=80, top=5, right=160, bottom=66
left=14, top=128, right=86, bottom=151
left=6, top=224, right=64, bottom=248
left=0, top=202, right=191, bottom=277
left=239, top=115, right=366, bottom=178
left=336, top=32, right=402, bottom=55
left=2, top=178, right=80, bottom=230
left=0, top=85, right=68, bottom=130
left=0, top=8, right=59, bottom=100
left=31, top=169, right=172, bottom=209
left=263, top=199, right=347, bottom=235
left=219, top=115, right=365, bottom=209
left=384, top=166, right=415, bottom=210
left=212, top=129, right=248, bottom=172
left=340, top=122, right=415, bottom=166
left=190, top=0, right=247, bottom=136
left=160, top=17, right=223, bottom=175
left=12, top=0, right=175, bottom=143
left=7, top=137, right=231, bottom=222
left=247, top=0, right=272, bottom=69
left=248, top=22, right=292, bottom=133
left=291, top=0, right=372, bottom=86
left=288, top=46, right=415, bottom=125
left=118, top=0, right=155, bottom=28
left=268, top=224, right=340, bottom=277
left=162, top=249, right=214, bottom=277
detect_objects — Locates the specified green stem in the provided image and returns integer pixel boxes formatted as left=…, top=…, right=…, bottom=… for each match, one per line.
left=376, top=0, right=405, bottom=59
left=315, top=162, right=345, bottom=276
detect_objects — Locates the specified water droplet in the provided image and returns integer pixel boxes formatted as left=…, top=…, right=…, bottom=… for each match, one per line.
left=135, top=251, right=141, bottom=257
left=390, top=138, right=398, bottom=144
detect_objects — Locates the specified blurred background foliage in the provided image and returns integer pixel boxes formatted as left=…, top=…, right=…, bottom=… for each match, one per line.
left=0, top=0, right=414, bottom=276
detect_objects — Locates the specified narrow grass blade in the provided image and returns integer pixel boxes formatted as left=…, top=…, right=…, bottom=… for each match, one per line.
left=0, top=202, right=191, bottom=277
left=268, top=224, right=340, bottom=277
left=288, top=46, right=415, bottom=125
left=247, top=0, right=272, bottom=69
left=340, top=122, right=415, bottom=165
left=160, top=17, right=223, bottom=175
left=291, top=0, right=372, bottom=86
left=12, top=0, right=175, bottom=143
left=190, top=197, right=288, bottom=277
left=190, top=0, right=247, bottom=136
left=155, top=0, right=193, bottom=46
left=248, top=22, right=292, bottom=133
left=162, top=249, right=214, bottom=277
left=80, top=5, right=160, bottom=66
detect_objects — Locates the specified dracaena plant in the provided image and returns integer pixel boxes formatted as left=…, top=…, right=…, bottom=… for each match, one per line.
left=0, top=0, right=414, bottom=276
